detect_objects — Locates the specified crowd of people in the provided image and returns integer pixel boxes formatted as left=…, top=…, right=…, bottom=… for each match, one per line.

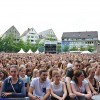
left=0, top=53, right=100, bottom=100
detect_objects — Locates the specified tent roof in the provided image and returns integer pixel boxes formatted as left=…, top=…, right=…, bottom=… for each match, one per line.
left=18, top=48, right=25, bottom=53
left=35, top=49, right=39, bottom=54
left=27, top=49, right=33, bottom=53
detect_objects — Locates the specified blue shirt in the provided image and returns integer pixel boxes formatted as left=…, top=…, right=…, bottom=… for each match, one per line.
left=2, top=77, right=26, bottom=98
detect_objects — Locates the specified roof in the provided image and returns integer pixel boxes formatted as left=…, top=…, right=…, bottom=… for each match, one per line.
left=38, top=29, right=57, bottom=40
left=2, top=25, right=20, bottom=37
left=62, top=31, right=98, bottom=39
left=39, top=29, right=54, bottom=35
left=21, top=28, right=37, bottom=37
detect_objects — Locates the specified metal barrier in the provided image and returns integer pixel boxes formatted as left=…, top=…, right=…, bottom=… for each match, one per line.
left=0, top=97, right=30, bottom=100
left=91, top=94, right=100, bottom=100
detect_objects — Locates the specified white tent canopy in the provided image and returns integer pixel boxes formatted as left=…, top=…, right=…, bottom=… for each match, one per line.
left=27, top=49, right=33, bottom=53
left=18, top=48, right=26, bottom=53
left=81, top=51, right=91, bottom=54
left=35, top=49, right=39, bottom=54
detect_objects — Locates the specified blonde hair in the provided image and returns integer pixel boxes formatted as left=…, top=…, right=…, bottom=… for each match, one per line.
left=87, top=68, right=94, bottom=76
left=19, top=65, right=26, bottom=71
left=32, top=69, right=39, bottom=78
left=52, top=70, right=60, bottom=77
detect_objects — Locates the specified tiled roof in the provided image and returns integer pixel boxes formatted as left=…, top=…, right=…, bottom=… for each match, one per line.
left=21, top=28, right=37, bottom=37
left=39, top=29, right=53, bottom=35
left=38, top=29, right=57, bottom=40
left=62, top=31, right=98, bottom=39
left=3, top=25, right=20, bottom=36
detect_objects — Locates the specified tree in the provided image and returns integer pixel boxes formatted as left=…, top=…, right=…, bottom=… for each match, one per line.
left=87, top=45, right=95, bottom=52
left=24, top=37, right=31, bottom=52
left=63, top=45, right=69, bottom=52
left=47, top=34, right=55, bottom=41
left=56, top=44, right=61, bottom=53
left=2, top=33, right=15, bottom=52
left=16, top=39, right=25, bottom=52
left=80, top=46, right=86, bottom=51
left=70, top=46, right=78, bottom=51
left=38, top=44, right=44, bottom=52
left=31, top=39, right=41, bottom=52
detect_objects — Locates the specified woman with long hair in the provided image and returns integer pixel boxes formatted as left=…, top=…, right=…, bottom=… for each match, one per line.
left=51, top=70, right=67, bottom=100
left=1, top=65, right=26, bottom=98
left=71, top=70, right=92, bottom=100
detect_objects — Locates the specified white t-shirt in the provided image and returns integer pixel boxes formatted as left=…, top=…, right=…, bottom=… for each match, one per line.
left=67, top=63, right=73, bottom=68
left=94, top=75, right=100, bottom=82
left=70, top=79, right=88, bottom=93
left=30, top=77, right=51, bottom=98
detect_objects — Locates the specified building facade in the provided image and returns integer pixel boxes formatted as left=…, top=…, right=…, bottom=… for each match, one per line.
left=38, top=29, right=57, bottom=41
left=2, top=25, right=20, bottom=42
left=62, top=31, right=98, bottom=50
left=21, top=28, right=39, bottom=44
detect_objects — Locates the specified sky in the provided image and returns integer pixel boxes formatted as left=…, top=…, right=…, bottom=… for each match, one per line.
left=0, top=0, right=100, bottom=40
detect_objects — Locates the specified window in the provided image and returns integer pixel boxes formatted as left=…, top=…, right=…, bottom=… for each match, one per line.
left=31, top=36, right=34, bottom=38
left=29, top=33, right=34, bottom=34
left=31, top=40, right=34, bottom=42
left=35, top=36, right=37, bottom=38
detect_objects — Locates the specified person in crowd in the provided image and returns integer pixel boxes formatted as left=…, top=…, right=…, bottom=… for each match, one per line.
left=0, top=81, right=3, bottom=97
left=87, top=68, right=99, bottom=92
left=26, top=68, right=32, bottom=79
left=66, top=60, right=97, bottom=100
left=51, top=70, right=67, bottom=100
left=31, top=69, right=39, bottom=80
left=1, top=65, right=26, bottom=98
left=5, top=63, right=10, bottom=75
left=71, top=70, right=92, bottom=100
left=0, top=69, right=8, bottom=82
left=48, top=68, right=59, bottom=82
left=67, top=60, right=73, bottom=68
left=94, top=64, right=100, bottom=82
left=28, top=69, right=51, bottom=100
left=0, top=60, right=3, bottom=69
left=66, top=60, right=82, bottom=99
left=19, top=65, right=30, bottom=96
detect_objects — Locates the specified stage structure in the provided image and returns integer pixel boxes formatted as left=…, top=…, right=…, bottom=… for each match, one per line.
left=44, top=41, right=57, bottom=54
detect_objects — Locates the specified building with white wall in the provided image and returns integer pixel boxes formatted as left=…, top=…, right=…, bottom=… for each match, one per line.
left=21, top=28, right=39, bottom=44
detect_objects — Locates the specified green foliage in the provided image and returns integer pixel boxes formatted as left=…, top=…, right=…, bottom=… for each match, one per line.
left=80, top=46, right=86, bottom=51
left=16, top=39, right=25, bottom=51
left=0, top=37, right=3, bottom=51
left=70, top=46, right=78, bottom=51
left=63, top=45, right=69, bottom=52
left=56, top=44, right=61, bottom=53
left=38, top=44, right=44, bottom=52
left=47, top=34, right=55, bottom=41
left=1, top=33, right=16, bottom=52
left=87, top=45, right=95, bottom=52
